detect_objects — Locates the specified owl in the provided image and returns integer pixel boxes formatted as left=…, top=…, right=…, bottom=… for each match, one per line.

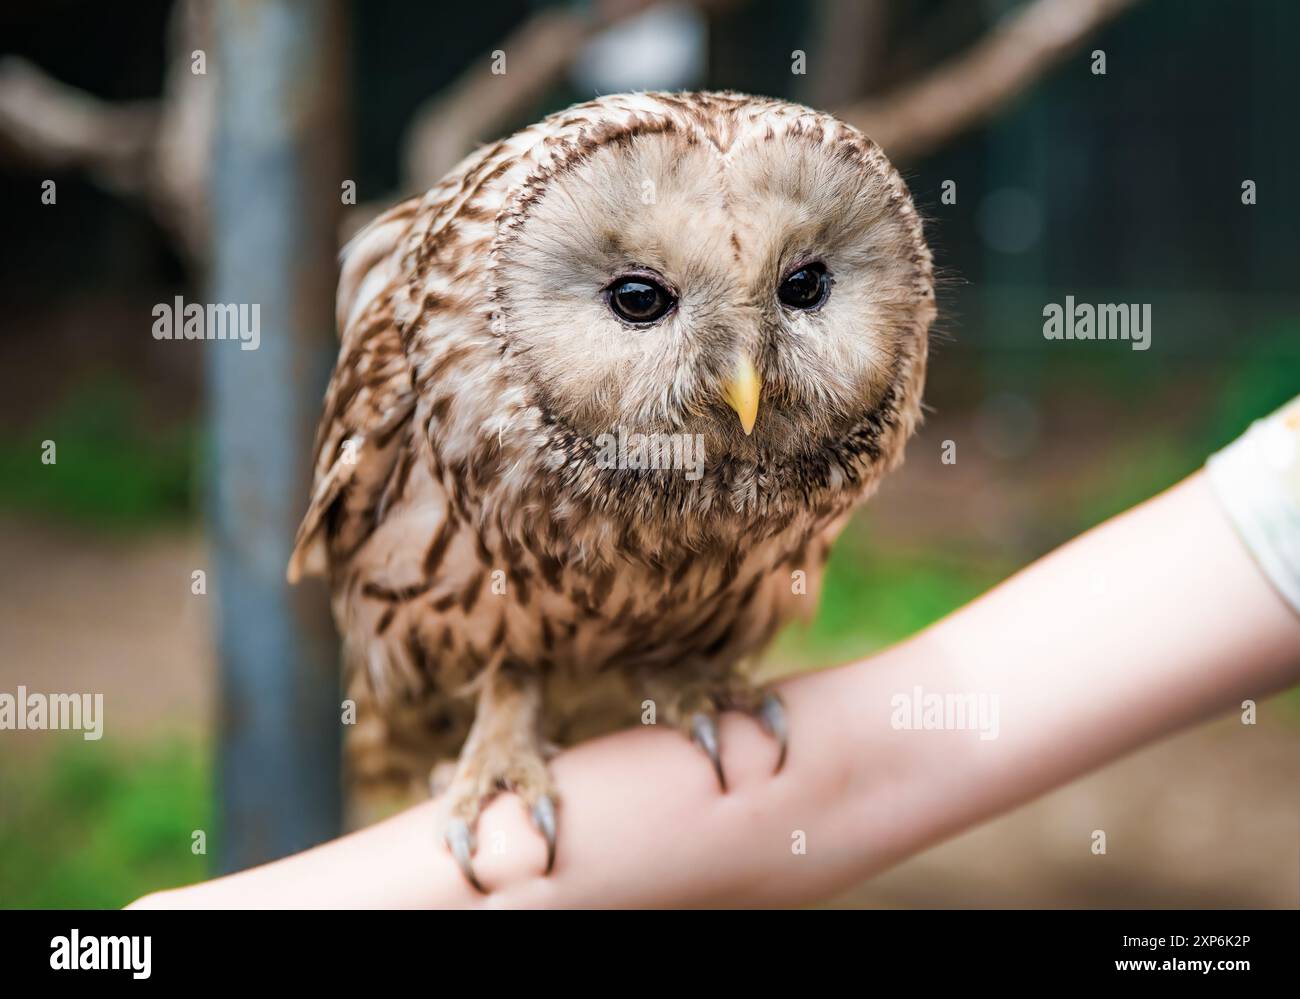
left=289, top=91, right=934, bottom=890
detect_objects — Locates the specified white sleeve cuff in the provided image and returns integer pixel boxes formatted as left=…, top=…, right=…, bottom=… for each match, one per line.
left=1206, top=396, right=1300, bottom=619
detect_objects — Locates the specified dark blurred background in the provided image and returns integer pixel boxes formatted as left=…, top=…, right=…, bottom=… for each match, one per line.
left=1, top=0, right=1296, bottom=908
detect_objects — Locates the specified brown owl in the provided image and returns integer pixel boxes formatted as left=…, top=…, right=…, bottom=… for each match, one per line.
left=289, top=91, right=934, bottom=890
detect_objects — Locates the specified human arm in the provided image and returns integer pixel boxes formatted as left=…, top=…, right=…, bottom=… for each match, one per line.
left=131, top=469, right=1300, bottom=908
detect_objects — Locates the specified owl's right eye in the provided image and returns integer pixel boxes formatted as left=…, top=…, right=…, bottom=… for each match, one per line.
left=605, top=276, right=676, bottom=325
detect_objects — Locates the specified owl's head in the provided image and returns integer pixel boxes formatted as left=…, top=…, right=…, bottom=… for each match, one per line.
left=486, top=92, right=933, bottom=529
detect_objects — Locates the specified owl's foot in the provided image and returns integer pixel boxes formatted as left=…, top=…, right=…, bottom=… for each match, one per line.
left=435, top=669, right=557, bottom=893
left=656, top=679, right=788, bottom=792
left=438, top=745, right=558, bottom=894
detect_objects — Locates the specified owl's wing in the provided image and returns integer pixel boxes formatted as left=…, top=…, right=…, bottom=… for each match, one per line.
left=287, top=200, right=422, bottom=582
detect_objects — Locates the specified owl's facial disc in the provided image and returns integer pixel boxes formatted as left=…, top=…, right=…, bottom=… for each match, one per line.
left=491, top=114, right=930, bottom=494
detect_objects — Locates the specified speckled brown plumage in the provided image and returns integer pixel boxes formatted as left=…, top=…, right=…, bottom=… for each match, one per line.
left=289, top=91, right=934, bottom=885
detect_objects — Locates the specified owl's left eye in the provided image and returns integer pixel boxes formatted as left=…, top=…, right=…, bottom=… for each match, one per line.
left=777, top=262, right=831, bottom=311
left=605, top=276, right=676, bottom=325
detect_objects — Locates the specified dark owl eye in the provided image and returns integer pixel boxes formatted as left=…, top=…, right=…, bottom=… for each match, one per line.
left=606, top=276, right=675, bottom=325
left=777, top=262, right=830, bottom=310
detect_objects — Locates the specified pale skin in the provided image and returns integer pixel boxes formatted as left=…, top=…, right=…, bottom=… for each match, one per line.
left=130, top=472, right=1300, bottom=908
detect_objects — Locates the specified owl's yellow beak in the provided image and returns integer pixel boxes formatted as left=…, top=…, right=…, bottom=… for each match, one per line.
left=722, top=355, right=762, bottom=436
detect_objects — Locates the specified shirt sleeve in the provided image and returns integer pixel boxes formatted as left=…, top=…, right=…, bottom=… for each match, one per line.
left=1206, top=395, right=1300, bottom=618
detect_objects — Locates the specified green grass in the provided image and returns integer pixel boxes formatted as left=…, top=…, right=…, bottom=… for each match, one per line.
left=1067, top=432, right=1200, bottom=531
left=771, top=537, right=1011, bottom=669
left=0, top=376, right=198, bottom=529
left=1205, top=322, right=1300, bottom=455
left=0, top=737, right=211, bottom=908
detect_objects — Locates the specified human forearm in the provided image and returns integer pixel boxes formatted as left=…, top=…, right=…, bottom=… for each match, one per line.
left=132, top=472, right=1300, bottom=908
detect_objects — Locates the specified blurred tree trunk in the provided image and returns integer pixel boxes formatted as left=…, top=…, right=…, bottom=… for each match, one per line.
left=208, top=0, right=346, bottom=872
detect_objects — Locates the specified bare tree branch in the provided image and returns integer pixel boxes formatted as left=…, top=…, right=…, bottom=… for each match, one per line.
left=402, top=7, right=602, bottom=192
left=837, top=0, right=1140, bottom=163
left=0, top=0, right=1141, bottom=264
left=802, top=0, right=891, bottom=108
left=0, top=56, right=158, bottom=194
left=0, top=0, right=212, bottom=262
left=401, top=0, right=742, bottom=191
left=153, top=0, right=215, bottom=262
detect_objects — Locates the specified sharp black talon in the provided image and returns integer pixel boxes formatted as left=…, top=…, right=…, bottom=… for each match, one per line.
left=531, top=794, right=558, bottom=874
left=445, top=818, right=486, bottom=894
left=757, top=692, right=788, bottom=773
left=691, top=711, right=727, bottom=792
